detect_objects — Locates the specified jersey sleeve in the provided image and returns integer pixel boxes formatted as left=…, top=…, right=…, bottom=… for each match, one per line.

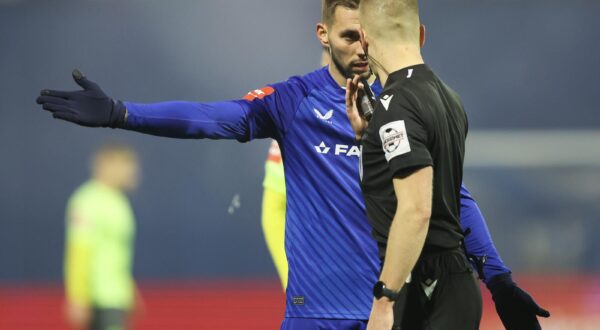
left=64, top=197, right=95, bottom=306
left=123, top=79, right=305, bottom=142
left=374, top=93, right=433, bottom=177
left=460, top=184, right=511, bottom=283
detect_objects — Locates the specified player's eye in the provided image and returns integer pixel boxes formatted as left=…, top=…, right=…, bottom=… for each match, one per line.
left=341, top=31, right=360, bottom=43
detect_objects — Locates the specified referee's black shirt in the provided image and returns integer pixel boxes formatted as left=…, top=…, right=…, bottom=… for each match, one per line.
left=360, top=64, right=468, bottom=258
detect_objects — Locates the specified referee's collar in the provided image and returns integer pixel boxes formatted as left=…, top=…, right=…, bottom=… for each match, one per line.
left=385, top=64, right=432, bottom=87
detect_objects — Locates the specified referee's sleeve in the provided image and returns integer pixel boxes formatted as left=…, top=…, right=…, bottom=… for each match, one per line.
left=375, top=95, right=432, bottom=178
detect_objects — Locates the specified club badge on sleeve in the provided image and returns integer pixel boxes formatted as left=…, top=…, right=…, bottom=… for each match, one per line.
left=379, top=120, right=411, bottom=161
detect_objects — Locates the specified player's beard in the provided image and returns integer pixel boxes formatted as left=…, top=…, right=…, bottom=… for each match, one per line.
left=330, top=47, right=371, bottom=80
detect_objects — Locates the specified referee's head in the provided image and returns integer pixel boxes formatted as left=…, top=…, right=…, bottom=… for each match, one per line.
left=358, top=0, right=425, bottom=78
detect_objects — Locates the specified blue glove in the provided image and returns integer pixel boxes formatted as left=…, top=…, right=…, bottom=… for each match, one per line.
left=36, top=69, right=126, bottom=128
left=487, top=273, right=550, bottom=330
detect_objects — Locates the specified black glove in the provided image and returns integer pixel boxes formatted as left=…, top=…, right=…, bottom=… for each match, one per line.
left=36, top=69, right=126, bottom=128
left=487, top=273, right=550, bottom=330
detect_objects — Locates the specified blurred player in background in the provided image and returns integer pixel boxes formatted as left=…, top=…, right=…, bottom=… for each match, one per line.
left=261, top=50, right=329, bottom=290
left=64, top=143, right=141, bottom=330
left=39, top=1, right=546, bottom=329
left=261, top=140, right=288, bottom=289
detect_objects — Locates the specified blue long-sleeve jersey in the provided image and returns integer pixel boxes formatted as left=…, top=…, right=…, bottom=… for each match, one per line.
left=124, top=66, right=509, bottom=319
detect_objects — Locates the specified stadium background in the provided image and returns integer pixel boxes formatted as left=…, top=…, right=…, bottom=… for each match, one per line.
left=1, top=0, right=599, bottom=329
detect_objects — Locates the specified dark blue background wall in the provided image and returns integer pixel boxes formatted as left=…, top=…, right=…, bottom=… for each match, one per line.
left=1, top=0, right=599, bottom=282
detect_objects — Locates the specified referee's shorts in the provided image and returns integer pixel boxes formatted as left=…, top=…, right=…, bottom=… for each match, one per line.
left=392, top=247, right=482, bottom=330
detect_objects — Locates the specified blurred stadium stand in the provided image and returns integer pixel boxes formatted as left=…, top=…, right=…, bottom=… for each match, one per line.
left=1, top=0, right=598, bottom=328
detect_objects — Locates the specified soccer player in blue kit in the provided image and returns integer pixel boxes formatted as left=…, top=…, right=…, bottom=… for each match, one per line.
left=37, top=1, right=548, bottom=329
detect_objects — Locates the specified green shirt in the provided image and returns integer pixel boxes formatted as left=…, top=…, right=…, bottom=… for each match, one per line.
left=65, top=180, right=135, bottom=309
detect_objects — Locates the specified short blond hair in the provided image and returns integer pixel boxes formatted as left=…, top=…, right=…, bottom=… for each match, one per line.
left=92, top=142, right=137, bottom=171
left=359, top=0, right=420, bottom=44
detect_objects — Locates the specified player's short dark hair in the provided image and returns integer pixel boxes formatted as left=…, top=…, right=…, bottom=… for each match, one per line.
left=322, top=0, right=360, bottom=24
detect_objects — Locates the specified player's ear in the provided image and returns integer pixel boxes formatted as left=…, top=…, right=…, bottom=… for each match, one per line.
left=420, top=24, right=426, bottom=48
left=316, top=22, right=330, bottom=48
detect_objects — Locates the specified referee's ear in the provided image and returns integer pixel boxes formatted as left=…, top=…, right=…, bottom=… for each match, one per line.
left=420, top=24, right=427, bottom=48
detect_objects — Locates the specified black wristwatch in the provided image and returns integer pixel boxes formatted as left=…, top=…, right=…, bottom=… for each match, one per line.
left=373, top=281, right=401, bottom=301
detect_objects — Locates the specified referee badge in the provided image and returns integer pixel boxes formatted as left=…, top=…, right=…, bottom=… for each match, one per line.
left=379, top=120, right=411, bottom=161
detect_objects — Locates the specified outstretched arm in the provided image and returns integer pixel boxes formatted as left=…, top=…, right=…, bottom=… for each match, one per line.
left=460, top=184, right=550, bottom=330
left=36, top=70, right=300, bottom=142
left=122, top=100, right=272, bottom=141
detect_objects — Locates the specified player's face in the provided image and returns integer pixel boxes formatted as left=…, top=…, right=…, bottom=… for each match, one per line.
left=119, top=156, right=139, bottom=192
left=109, top=153, right=140, bottom=192
left=328, top=7, right=370, bottom=79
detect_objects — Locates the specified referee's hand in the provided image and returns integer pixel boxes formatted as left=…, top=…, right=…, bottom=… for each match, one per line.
left=488, top=273, right=550, bottom=330
left=345, top=75, right=369, bottom=141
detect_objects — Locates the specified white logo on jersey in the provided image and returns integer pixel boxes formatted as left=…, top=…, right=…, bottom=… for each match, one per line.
left=314, top=108, right=334, bottom=124
left=407, top=69, right=414, bottom=78
left=315, top=142, right=331, bottom=154
left=421, top=279, right=438, bottom=300
left=315, top=142, right=360, bottom=157
left=380, top=94, right=393, bottom=111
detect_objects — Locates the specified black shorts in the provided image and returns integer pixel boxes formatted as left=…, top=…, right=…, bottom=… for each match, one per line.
left=90, top=308, right=128, bottom=330
left=392, top=248, right=482, bottom=330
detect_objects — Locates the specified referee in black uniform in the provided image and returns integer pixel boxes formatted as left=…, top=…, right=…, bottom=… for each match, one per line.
left=346, top=1, right=481, bottom=329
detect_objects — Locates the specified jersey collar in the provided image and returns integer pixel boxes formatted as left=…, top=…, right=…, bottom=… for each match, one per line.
left=385, top=64, right=432, bottom=88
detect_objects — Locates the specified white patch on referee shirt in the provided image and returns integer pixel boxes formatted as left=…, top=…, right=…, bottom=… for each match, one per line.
left=379, top=120, right=411, bottom=161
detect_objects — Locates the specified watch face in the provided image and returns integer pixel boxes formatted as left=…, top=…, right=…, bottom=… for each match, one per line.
left=373, top=281, right=385, bottom=299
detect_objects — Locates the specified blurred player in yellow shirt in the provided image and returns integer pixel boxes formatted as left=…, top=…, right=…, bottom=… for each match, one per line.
left=261, top=140, right=288, bottom=289
left=64, top=143, right=140, bottom=330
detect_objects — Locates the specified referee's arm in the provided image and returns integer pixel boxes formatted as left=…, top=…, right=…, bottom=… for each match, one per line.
left=378, top=167, right=432, bottom=292
left=369, top=166, right=432, bottom=326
